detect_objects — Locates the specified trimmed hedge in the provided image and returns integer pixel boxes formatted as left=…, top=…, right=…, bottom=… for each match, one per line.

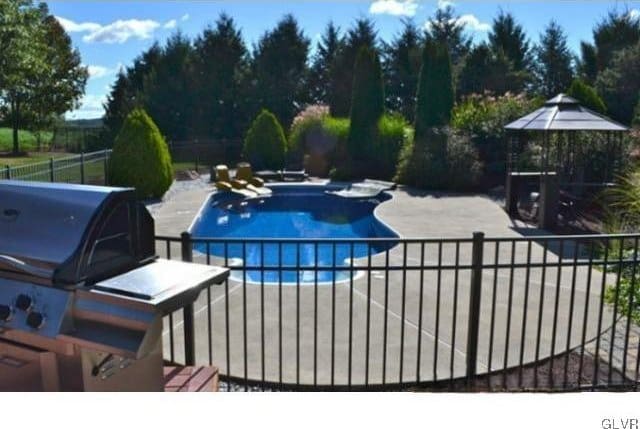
left=243, top=109, right=287, bottom=170
left=109, top=108, right=173, bottom=199
left=394, top=127, right=482, bottom=191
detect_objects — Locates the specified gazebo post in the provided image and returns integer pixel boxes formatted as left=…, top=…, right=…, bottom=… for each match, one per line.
left=538, top=132, right=559, bottom=230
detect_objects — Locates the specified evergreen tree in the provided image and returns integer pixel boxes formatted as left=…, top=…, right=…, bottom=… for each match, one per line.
left=251, top=14, right=310, bottom=129
left=329, top=18, right=378, bottom=117
left=109, top=108, right=173, bottom=199
left=395, top=40, right=453, bottom=189
left=101, top=70, right=134, bottom=147
left=143, top=32, right=194, bottom=141
left=488, top=10, right=532, bottom=91
left=567, top=79, right=606, bottom=114
left=415, top=40, right=454, bottom=131
left=382, top=19, right=422, bottom=120
left=578, top=41, right=598, bottom=84
left=592, top=10, right=640, bottom=72
left=534, top=20, right=574, bottom=97
left=425, top=5, right=471, bottom=68
left=243, top=109, right=287, bottom=170
left=308, top=22, right=344, bottom=105
left=101, top=44, right=161, bottom=147
left=191, top=14, right=248, bottom=139
left=458, top=44, right=515, bottom=96
left=596, top=43, right=640, bottom=124
left=347, top=47, right=384, bottom=162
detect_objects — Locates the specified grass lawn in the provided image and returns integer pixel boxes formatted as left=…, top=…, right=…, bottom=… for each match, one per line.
left=0, top=127, right=53, bottom=152
left=0, top=151, right=71, bottom=167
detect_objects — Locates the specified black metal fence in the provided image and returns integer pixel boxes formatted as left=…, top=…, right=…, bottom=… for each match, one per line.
left=3, top=150, right=111, bottom=185
left=157, top=232, right=640, bottom=392
left=168, top=140, right=242, bottom=174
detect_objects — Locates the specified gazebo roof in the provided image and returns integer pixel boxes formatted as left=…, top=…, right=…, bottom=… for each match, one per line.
left=504, top=93, right=628, bottom=132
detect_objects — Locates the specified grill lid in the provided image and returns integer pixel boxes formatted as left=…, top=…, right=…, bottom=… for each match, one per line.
left=0, top=181, right=155, bottom=285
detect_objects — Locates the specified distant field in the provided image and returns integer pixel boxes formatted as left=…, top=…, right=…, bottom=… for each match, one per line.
left=0, top=127, right=53, bottom=152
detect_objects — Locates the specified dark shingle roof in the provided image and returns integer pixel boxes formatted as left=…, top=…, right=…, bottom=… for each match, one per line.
left=504, top=93, right=628, bottom=132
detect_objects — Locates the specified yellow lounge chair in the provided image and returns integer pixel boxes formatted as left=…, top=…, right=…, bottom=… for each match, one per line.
left=214, top=165, right=256, bottom=197
left=236, top=163, right=272, bottom=195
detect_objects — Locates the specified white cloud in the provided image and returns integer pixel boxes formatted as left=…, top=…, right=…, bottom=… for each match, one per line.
left=181, top=13, right=190, bottom=22
left=56, top=16, right=161, bottom=44
left=87, top=65, right=109, bottom=78
left=369, top=0, right=418, bottom=17
left=55, top=16, right=101, bottom=33
left=164, top=19, right=177, bottom=29
left=65, top=94, right=106, bottom=120
left=425, top=13, right=490, bottom=33
left=630, top=9, right=639, bottom=20
left=83, top=19, right=161, bottom=43
left=456, top=14, right=491, bottom=32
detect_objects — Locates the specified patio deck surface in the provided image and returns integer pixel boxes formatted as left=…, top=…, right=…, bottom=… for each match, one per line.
left=150, top=178, right=634, bottom=387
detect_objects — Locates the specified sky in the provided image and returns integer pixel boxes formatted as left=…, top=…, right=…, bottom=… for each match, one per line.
left=47, top=0, right=640, bottom=120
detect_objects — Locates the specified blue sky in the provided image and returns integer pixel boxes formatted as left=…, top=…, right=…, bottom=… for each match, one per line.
left=48, top=0, right=640, bottom=120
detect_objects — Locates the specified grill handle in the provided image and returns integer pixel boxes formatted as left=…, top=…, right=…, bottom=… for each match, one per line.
left=0, top=255, right=53, bottom=279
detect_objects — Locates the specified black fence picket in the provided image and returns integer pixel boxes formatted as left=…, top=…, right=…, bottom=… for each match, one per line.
left=157, top=233, right=640, bottom=392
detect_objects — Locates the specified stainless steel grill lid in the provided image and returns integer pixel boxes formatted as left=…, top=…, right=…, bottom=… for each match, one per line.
left=0, top=181, right=155, bottom=286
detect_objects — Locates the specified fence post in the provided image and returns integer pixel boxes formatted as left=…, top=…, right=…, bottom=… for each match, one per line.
left=103, top=149, right=109, bottom=185
left=466, top=231, right=485, bottom=388
left=181, top=231, right=196, bottom=366
left=80, top=152, right=85, bottom=184
left=49, top=158, right=55, bottom=182
left=4, top=165, right=10, bottom=180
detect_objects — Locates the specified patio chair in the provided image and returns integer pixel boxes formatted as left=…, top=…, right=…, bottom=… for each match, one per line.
left=235, top=163, right=272, bottom=195
left=214, top=165, right=256, bottom=198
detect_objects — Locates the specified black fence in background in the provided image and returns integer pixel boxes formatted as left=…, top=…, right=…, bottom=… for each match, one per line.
left=50, top=126, right=105, bottom=153
left=158, top=232, right=640, bottom=392
left=3, top=150, right=111, bottom=185
left=168, top=140, right=243, bottom=174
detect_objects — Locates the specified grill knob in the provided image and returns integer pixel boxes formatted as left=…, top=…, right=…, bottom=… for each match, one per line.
left=0, top=304, right=12, bottom=322
left=26, top=312, right=45, bottom=330
left=15, top=294, right=33, bottom=312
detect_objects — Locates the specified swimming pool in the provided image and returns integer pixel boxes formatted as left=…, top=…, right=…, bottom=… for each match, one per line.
left=189, top=185, right=398, bottom=283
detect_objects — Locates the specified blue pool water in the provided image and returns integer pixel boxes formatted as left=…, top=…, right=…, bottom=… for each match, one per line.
left=189, top=185, right=398, bottom=283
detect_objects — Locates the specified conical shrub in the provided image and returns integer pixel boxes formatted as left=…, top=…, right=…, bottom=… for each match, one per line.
left=109, top=108, right=173, bottom=199
left=243, top=109, right=287, bottom=170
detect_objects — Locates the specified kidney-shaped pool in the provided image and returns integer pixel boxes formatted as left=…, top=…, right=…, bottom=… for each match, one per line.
left=189, top=185, right=398, bottom=284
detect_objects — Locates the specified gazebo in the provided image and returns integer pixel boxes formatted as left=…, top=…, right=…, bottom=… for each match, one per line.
left=504, top=93, right=628, bottom=229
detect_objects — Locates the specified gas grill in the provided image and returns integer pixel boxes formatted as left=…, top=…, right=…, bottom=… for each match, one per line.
left=0, top=181, right=228, bottom=391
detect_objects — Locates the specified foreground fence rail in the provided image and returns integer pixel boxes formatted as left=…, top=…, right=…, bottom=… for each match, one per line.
left=157, top=232, right=640, bottom=392
left=3, top=149, right=111, bottom=185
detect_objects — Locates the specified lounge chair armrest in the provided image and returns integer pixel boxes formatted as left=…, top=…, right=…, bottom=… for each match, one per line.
left=231, top=178, right=248, bottom=188
left=251, top=177, right=265, bottom=187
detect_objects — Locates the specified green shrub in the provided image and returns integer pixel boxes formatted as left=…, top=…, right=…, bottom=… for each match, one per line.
left=243, top=109, right=287, bottom=170
left=109, top=108, right=173, bottom=199
left=395, top=127, right=481, bottom=191
left=567, top=79, right=606, bottom=114
left=289, top=108, right=348, bottom=177
left=451, top=93, right=543, bottom=182
left=374, top=114, right=410, bottom=180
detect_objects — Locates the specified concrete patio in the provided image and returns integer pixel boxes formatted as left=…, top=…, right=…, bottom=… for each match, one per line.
left=151, top=178, right=633, bottom=387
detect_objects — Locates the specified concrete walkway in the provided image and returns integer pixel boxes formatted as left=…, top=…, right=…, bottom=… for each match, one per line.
left=151, top=178, right=634, bottom=387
